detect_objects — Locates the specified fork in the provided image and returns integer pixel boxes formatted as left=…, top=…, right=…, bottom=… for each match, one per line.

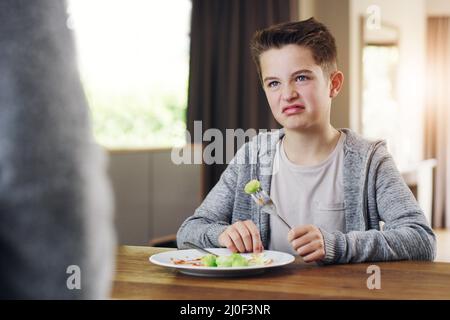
left=250, top=188, right=292, bottom=230
left=183, top=241, right=219, bottom=257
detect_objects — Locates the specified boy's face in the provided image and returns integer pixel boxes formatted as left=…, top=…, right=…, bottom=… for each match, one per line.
left=260, top=44, right=338, bottom=132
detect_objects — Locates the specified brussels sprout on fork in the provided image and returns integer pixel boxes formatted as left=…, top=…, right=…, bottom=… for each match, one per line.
left=244, top=179, right=292, bottom=229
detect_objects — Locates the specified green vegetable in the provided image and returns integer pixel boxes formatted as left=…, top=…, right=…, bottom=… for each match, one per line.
left=244, top=179, right=261, bottom=194
left=216, top=255, right=233, bottom=267
left=231, top=253, right=249, bottom=267
left=201, top=254, right=217, bottom=267
left=214, top=253, right=249, bottom=267
left=200, top=253, right=267, bottom=268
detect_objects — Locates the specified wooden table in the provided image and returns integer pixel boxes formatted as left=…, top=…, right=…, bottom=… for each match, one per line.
left=111, top=246, right=450, bottom=300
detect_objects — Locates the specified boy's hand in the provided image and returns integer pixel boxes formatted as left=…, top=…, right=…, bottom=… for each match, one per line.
left=288, top=225, right=325, bottom=263
left=218, top=220, right=263, bottom=253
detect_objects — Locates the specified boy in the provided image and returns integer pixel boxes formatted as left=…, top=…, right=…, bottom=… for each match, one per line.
left=177, top=18, right=436, bottom=264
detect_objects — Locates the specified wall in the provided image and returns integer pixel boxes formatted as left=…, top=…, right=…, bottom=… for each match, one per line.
left=427, top=0, right=450, bottom=15
left=108, top=149, right=202, bottom=245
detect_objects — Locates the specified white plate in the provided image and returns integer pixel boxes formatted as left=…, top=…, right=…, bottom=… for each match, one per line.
left=149, top=248, right=295, bottom=277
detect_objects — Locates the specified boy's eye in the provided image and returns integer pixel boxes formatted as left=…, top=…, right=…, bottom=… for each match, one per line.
left=267, top=81, right=280, bottom=88
left=295, top=75, right=309, bottom=82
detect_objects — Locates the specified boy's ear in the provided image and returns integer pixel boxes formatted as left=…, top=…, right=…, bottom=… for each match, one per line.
left=329, top=71, right=344, bottom=98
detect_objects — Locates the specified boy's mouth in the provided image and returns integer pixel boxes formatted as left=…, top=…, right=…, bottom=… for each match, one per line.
left=282, top=104, right=305, bottom=115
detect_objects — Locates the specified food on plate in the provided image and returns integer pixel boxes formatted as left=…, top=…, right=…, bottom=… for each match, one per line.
left=215, top=254, right=233, bottom=267
left=171, top=252, right=272, bottom=268
left=244, top=179, right=261, bottom=194
left=216, top=253, right=248, bottom=267
left=201, top=254, right=217, bottom=267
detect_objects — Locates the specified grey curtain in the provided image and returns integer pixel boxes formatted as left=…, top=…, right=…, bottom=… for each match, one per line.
left=187, top=0, right=297, bottom=197
left=425, top=17, right=450, bottom=228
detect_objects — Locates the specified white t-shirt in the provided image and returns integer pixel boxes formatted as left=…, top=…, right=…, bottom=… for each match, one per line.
left=269, top=132, right=347, bottom=255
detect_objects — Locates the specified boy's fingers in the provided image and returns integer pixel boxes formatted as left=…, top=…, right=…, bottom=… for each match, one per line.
left=226, top=236, right=239, bottom=253
left=227, top=227, right=246, bottom=253
left=220, top=233, right=238, bottom=253
left=243, top=220, right=263, bottom=253
left=296, top=241, right=318, bottom=257
left=290, top=232, right=316, bottom=251
left=302, top=247, right=325, bottom=263
left=220, top=220, right=264, bottom=254
left=287, top=225, right=311, bottom=242
left=233, top=221, right=253, bottom=252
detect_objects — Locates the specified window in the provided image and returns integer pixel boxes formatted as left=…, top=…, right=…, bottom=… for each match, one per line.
left=362, top=45, right=400, bottom=156
left=68, top=0, right=191, bottom=149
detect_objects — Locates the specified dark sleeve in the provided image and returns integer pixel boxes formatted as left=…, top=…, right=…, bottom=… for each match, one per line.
left=0, top=0, right=115, bottom=299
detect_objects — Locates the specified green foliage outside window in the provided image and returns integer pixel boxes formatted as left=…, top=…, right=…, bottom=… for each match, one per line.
left=85, top=85, right=187, bottom=149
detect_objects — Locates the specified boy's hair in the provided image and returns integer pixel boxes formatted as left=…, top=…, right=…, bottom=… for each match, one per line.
left=250, top=17, right=337, bottom=81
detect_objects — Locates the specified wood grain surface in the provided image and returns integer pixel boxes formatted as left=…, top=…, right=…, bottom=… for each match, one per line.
left=111, top=246, right=450, bottom=300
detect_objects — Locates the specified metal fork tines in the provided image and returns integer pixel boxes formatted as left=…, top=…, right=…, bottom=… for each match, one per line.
left=251, top=189, right=292, bottom=229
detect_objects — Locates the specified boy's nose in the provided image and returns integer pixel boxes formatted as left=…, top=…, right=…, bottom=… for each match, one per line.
left=281, top=84, right=299, bottom=101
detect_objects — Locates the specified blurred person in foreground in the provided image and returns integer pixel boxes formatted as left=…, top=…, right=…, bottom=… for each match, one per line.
left=0, top=0, right=115, bottom=298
